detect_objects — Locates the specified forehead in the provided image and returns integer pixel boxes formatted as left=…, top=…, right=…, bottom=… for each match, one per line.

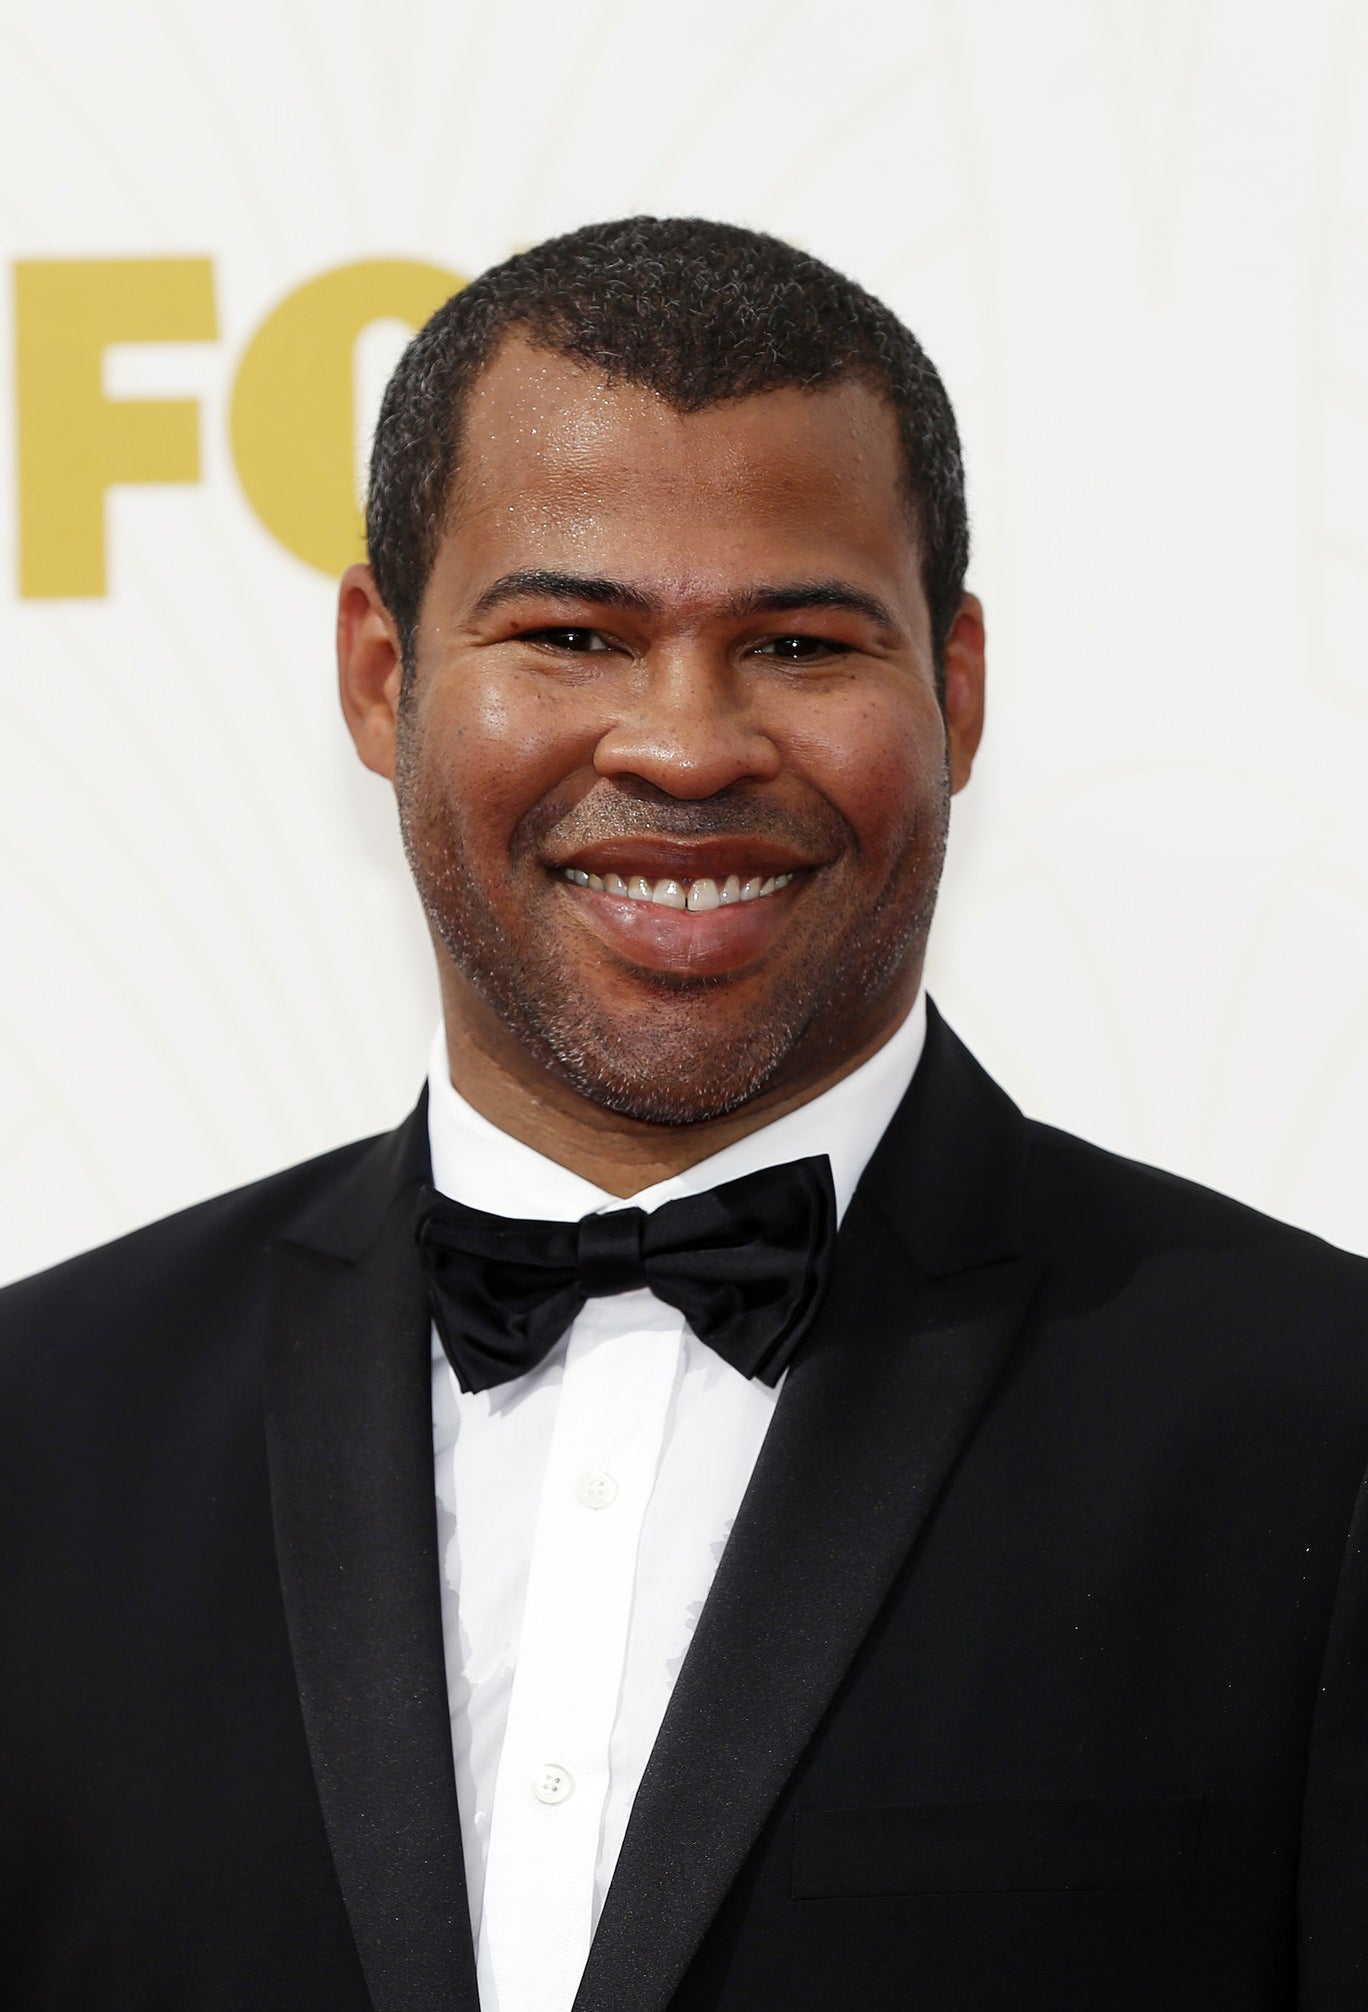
left=439, top=334, right=923, bottom=610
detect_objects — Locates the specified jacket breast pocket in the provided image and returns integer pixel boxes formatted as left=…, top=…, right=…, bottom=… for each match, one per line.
left=792, top=1798, right=1204, bottom=1898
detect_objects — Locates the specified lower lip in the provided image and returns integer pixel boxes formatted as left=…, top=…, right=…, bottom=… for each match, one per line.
left=553, top=875, right=804, bottom=976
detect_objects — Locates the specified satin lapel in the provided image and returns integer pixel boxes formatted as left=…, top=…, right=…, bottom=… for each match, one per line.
left=573, top=1008, right=1043, bottom=2012
left=265, top=1102, right=479, bottom=2012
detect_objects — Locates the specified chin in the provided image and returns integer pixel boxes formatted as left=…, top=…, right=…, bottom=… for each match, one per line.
left=539, top=1024, right=793, bottom=1128
left=555, top=1074, right=767, bottom=1129
left=425, top=848, right=938, bottom=1129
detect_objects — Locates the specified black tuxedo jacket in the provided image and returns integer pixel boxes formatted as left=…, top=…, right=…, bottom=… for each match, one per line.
left=3, top=1005, right=1368, bottom=2010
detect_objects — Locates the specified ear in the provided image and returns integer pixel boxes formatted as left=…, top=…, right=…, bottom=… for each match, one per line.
left=943, top=591, right=986, bottom=794
left=337, top=562, right=404, bottom=781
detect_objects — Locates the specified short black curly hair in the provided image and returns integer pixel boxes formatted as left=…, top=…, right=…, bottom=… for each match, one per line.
left=366, top=215, right=969, bottom=671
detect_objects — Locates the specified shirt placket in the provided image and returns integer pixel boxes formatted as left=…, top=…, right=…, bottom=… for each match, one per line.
left=477, top=1288, right=683, bottom=2012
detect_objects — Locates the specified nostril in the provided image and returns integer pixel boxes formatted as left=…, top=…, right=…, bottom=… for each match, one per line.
left=592, top=724, right=782, bottom=794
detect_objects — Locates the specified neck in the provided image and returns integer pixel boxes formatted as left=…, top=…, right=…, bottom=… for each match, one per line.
left=435, top=966, right=920, bottom=1198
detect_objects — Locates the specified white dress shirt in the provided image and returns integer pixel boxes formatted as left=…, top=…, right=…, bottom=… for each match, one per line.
left=428, top=993, right=927, bottom=2012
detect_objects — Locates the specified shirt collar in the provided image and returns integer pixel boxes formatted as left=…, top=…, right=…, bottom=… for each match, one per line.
left=426, top=991, right=926, bottom=1228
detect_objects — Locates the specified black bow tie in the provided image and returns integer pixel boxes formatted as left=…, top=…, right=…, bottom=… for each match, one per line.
left=415, top=1155, right=837, bottom=1394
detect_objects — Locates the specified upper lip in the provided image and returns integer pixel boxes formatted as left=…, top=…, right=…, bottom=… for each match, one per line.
left=549, top=837, right=822, bottom=881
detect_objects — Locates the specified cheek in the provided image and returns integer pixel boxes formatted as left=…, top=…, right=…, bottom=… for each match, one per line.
left=412, top=666, right=592, bottom=855
left=790, top=692, right=946, bottom=857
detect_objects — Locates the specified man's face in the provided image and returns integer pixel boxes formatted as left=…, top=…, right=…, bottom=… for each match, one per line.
left=347, top=335, right=983, bottom=1127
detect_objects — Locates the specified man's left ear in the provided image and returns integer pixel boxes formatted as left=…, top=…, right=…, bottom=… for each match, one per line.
left=943, top=591, right=986, bottom=794
left=337, top=562, right=404, bottom=782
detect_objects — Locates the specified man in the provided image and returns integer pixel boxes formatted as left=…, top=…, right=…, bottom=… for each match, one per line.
left=1, top=216, right=1365, bottom=2012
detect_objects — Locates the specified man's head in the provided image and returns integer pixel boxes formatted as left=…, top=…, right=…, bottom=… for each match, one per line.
left=339, top=217, right=985, bottom=1151
left=366, top=216, right=970, bottom=681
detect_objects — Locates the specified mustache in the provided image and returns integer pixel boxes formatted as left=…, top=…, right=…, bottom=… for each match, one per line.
left=521, top=779, right=854, bottom=858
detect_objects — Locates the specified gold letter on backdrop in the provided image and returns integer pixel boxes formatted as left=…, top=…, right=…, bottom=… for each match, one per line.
left=15, top=258, right=217, bottom=597
left=229, top=260, right=462, bottom=578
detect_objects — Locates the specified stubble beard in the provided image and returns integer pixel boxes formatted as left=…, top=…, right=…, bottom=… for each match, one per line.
left=396, top=732, right=950, bottom=1128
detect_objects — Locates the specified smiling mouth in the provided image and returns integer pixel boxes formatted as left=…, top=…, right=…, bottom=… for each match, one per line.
left=554, top=867, right=798, bottom=911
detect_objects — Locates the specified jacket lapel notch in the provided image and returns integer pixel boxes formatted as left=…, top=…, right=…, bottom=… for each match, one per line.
left=266, top=1117, right=480, bottom=2012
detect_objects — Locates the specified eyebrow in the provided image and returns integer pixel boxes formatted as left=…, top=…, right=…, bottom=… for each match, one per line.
left=468, top=569, right=901, bottom=634
left=469, top=570, right=660, bottom=619
left=723, top=580, right=900, bottom=632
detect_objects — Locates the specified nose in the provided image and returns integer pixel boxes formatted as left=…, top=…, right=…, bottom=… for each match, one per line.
left=592, top=648, right=782, bottom=799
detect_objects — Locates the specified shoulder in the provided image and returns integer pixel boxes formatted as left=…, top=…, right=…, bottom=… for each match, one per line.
left=879, top=1005, right=1367, bottom=1329
left=0, top=1129, right=388, bottom=1387
left=1020, top=1116, right=1368, bottom=1372
left=1024, top=1115, right=1364, bottom=1270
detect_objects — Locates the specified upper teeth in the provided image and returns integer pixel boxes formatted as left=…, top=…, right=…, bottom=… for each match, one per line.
left=559, top=869, right=795, bottom=909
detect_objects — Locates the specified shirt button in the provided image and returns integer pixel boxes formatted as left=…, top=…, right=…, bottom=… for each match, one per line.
left=532, top=1763, right=574, bottom=1805
left=576, top=1469, right=619, bottom=1510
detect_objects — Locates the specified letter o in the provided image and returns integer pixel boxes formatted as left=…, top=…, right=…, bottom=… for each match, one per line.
left=229, top=259, right=462, bottom=577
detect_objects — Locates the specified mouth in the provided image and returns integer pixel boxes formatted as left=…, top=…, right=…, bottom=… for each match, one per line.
left=554, top=866, right=797, bottom=911
left=545, top=841, right=818, bottom=978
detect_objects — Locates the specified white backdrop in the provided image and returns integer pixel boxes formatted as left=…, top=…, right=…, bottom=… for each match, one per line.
left=2, top=0, right=1366, bottom=1283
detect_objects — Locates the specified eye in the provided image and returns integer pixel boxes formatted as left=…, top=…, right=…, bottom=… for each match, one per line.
left=523, top=626, right=616, bottom=654
left=751, top=634, right=854, bottom=664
